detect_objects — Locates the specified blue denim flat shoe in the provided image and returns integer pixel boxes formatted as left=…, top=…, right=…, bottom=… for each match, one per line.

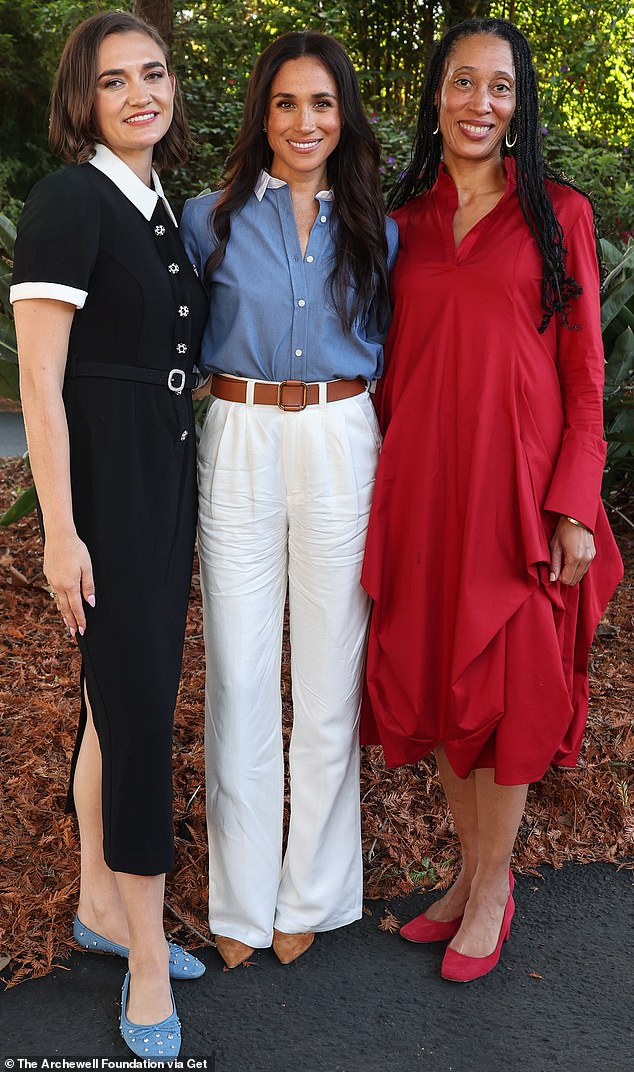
left=74, top=914, right=206, bottom=979
left=120, top=970, right=181, bottom=1060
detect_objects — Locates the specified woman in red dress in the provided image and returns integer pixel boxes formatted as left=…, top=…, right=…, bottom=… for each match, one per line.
left=361, top=17, right=623, bottom=982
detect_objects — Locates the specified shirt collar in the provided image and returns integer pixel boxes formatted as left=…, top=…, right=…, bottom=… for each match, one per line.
left=89, top=144, right=177, bottom=226
left=254, top=169, right=334, bottom=203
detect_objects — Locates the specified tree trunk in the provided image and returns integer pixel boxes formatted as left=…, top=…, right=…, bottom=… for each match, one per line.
left=443, top=0, right=491, bottom=29
left=134, top=0, right=173, bottom=49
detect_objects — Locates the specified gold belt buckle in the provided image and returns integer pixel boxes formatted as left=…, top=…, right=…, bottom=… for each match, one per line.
left=277, top=380, right=308, bottom=412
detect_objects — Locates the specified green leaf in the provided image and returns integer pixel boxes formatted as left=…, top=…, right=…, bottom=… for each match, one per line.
left=601, top=272, right=634, bottom=332
left=0, top=483, right=36, bottom=526
left=0, top=269, right=10, bottom=313
left=604, top=326, right=634, bottom=386
left=0, top=214, right=16, bottom=257
left=0, top=314, right=17, bottom=359
left=0, top=355, right=20, bottom=401
left=601, top=244, right=634, bottom=290
left=599, top=239, right=625, bottom=270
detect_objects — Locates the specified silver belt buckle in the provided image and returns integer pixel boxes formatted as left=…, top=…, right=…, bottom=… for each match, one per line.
left=168, top=368, right=186, bottom=395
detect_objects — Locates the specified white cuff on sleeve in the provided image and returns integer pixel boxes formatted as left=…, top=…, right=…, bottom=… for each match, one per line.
left=9, top=281, right=88, bottom=309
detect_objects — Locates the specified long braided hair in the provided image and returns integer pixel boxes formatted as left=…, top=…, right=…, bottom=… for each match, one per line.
left=389, top=18, right=593, bottom=332
left=205, top=31, right=390, bottom=333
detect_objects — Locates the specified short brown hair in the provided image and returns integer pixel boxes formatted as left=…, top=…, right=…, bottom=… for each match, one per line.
left=48, top=11, right=189, bottom=169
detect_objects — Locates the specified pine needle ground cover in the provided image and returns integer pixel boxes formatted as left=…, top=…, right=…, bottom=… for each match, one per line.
left=1, top=456, right=632, bottom=985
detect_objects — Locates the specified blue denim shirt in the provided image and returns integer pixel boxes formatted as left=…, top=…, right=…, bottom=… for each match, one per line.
left=180, top=172, right=399, bottom=381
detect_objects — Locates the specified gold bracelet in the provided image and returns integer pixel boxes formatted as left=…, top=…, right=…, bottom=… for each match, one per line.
left=564, top=515, right=592, bottom=533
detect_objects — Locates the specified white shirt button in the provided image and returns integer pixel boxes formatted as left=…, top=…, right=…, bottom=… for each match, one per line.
left=295, top=349, right=303, bottom=357
left=298, top=299, right=306, bottom=307
left=320, top=215, right=327, bottom=223
left=306, top=255, right=314, bottom=263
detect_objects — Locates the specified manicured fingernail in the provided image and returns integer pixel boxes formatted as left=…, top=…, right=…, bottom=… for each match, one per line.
left=87, top=595, right=96, bottom=608
left=69, top=628, right=76, bottom=639
left=549, top=572, right=556, bottom=582
left=78, top=626, right=85, bottom=636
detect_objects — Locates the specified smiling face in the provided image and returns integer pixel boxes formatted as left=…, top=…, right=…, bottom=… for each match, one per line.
left=436, top=33, right=516, bottom=168
left=264, top=55, right=341, bottom=187
left=93, top=30, right=175, bottom=177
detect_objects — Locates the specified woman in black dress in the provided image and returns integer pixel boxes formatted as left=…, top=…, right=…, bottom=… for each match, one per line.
left=11, top=12, right=207, bottom=1057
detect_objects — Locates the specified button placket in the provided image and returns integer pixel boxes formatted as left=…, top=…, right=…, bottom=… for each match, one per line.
left=276, top=190, right=310, bottom=379
left=152, top=203, right=195, bottom=445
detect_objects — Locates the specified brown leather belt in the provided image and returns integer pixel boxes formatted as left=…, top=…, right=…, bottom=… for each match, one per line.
left=210, top=374, right=366, bottom=412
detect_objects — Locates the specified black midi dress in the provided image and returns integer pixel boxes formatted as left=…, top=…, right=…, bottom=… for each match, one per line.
left=11, top=148, right=208, bottom=874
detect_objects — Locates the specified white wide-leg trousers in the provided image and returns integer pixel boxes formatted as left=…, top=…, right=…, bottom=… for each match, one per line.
left=197, top=387, right=381, bottom=948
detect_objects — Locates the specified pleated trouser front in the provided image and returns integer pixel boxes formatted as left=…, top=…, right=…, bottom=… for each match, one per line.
left=197, top=386, right=380, bottom=947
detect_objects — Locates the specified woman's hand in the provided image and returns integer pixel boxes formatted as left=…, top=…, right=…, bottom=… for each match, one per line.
left=44, top=531, right=95, bottom=637
left=192, top=376, right=212, bottom=401
left=549, top=516, right=596, bottom=586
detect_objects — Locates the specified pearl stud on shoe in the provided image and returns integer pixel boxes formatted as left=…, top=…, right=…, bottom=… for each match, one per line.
left=73, top=914, right=206, bottom=979
left=119, top=970, right=181, bottom=1060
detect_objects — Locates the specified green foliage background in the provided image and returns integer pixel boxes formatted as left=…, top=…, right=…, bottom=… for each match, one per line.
left=0, top=0, right=632, bottom=509
left=0, top=0, right=632, bottom=236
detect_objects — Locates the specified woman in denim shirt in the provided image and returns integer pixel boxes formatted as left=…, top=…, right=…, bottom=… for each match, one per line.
left=181, top=30, right=397, bottom=968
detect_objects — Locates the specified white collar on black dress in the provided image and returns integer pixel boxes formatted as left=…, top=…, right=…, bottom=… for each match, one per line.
left=89, top=143, right=177, bottom=226
left=254, top=169, right=334, bottom=203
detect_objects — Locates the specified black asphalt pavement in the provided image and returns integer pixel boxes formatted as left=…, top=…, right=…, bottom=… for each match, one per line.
left=1, top=863, right=632, bottom=1072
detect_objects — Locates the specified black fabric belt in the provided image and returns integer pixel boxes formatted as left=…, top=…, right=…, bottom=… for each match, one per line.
left=66, top=361, right=198, bottom=394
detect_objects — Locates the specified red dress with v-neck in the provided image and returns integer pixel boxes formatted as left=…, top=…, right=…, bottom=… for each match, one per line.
left=361, top=159, right=623, bottom=783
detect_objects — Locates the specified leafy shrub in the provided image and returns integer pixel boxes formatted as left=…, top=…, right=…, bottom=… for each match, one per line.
left=601, top=239, right=634, bottom=494
left=543, top=128, right=634, bottom=244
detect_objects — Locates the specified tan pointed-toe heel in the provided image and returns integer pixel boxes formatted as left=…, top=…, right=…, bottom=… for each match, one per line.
left=214, top=935, right=255, bottom=968
left=272, top=929, right=315, bottom=964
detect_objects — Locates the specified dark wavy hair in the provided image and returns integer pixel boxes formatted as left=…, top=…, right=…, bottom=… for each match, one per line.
left=49, top=11, right=189, bottom=169
left=205, top=30, right=390, bottom=332
left=390, top=17, right=594, bottom=332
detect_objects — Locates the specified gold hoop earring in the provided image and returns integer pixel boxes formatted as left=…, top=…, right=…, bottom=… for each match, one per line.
left=432, top=123, right=439, bottom=135
left=505, top=126, right=517, bottom=148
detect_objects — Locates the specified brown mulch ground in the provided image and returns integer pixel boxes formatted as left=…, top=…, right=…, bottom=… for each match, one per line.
left=1, top=455, right=632, bottom=986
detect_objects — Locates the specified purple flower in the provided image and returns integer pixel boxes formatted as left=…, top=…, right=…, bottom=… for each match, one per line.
left=387, top=155, right=395, bottom=165
left=560, top=65, right=569, bottom=73
left=541, top=125, right=549, bottom=135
